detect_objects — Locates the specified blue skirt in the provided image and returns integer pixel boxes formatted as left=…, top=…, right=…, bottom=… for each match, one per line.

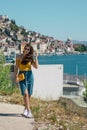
left=19, top=70, right=34, bottom=96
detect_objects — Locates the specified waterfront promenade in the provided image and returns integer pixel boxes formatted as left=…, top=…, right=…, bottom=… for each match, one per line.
left=0, top=102, right=34, bottom=130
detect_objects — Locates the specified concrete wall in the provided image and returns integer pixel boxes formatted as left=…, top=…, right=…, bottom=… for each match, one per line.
left=32, top=64, right=63, bottom=100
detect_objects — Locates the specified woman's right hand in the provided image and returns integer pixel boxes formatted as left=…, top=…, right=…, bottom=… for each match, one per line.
left=15, top=76, right=19, bottom=83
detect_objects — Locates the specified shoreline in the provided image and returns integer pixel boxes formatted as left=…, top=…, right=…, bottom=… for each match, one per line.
left=63, top=73, right=87, bottom=81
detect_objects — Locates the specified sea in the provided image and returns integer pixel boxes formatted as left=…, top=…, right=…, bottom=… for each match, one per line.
left=38, top=54, right=87, bottom=76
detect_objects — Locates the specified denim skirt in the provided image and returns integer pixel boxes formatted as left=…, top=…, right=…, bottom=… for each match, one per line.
left=19, top=70, right=34, bottom=96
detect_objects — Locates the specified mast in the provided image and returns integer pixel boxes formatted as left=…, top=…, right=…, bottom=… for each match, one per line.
left=76, top=64, right=78, bottom=76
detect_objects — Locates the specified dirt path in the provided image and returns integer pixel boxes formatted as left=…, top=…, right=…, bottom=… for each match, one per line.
left=0, top=102, right=34, bottom=130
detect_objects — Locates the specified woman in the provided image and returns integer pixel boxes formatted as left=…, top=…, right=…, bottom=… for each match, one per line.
left=14, top=43, right=38, bottom=118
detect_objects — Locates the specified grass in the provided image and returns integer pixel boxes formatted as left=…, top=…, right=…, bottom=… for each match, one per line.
left=0, top=87, right=87, bottom=130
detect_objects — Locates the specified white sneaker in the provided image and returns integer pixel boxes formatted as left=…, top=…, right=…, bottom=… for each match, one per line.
left=22, top=108, right=28, bottom=117
left=27, top=111, right=34, bottom=118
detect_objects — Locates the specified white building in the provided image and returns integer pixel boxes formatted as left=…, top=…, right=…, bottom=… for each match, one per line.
left=39, top=43, right=47, bottom=53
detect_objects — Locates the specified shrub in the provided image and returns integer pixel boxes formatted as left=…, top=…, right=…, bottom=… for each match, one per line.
left=0, top=51, right=13, bottom=94
left=83, top=80, right=87, bottom=102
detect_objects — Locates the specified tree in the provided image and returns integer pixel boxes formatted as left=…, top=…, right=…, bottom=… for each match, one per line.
left=83, top=80, right=87, bottom=102
left=10, top=20, right=19, bottom=33
left=75, top=44, right=86, bottom=52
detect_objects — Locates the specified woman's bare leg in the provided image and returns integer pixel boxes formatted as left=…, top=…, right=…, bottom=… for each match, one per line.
left=23, top=89, right=33, bottom=117
left=23, top=89, right=31, bottom=110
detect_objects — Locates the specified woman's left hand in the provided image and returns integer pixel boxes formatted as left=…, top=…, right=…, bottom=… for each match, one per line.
left=34, top=50, right=38, bottom=57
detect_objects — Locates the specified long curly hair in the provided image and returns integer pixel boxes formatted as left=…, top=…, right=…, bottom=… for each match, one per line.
left=21, top=43, right=34, bottom=65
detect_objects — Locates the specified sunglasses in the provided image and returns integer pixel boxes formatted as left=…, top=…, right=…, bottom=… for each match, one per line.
left=24, top=47, right=30, bottom=51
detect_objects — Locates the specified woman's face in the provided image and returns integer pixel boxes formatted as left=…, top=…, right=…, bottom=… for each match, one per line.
left=23, top=46, right=30, bottom=55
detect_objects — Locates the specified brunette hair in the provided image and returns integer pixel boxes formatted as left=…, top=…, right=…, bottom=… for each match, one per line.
left=21, top=44, right=34, bottom=65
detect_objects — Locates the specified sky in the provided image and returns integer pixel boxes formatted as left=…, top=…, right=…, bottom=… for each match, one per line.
left=0, top=0, right=87, bottom=41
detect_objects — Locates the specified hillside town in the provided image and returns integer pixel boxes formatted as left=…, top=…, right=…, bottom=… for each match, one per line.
left=0, top=15, right=87, bottom=60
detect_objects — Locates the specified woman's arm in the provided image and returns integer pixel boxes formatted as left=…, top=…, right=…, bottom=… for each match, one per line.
left=32, top=51, right=39, bottom=69
left=32, top=56, right=38, bottom=68
left=14, top=56, right=19, bottom=77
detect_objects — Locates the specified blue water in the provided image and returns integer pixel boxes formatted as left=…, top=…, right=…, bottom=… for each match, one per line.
left=38, top=54, right=87, bottom=76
